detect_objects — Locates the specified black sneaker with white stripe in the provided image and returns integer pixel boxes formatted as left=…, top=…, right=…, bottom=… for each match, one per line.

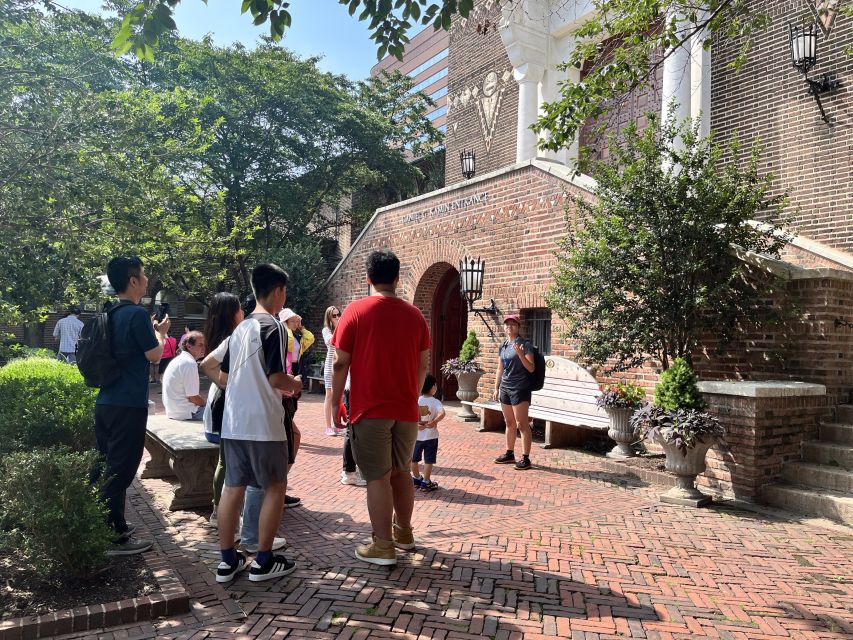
left=249, top=554, right=296, bottom=582
left=216, top=551, right=249, bottom=583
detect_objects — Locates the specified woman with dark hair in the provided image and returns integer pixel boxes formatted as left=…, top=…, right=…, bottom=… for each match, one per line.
left=200, top=292, right=244, bottom=527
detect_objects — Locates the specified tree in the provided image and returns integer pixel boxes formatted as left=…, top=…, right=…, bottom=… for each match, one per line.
left=545, top=113, right=789, bottom=373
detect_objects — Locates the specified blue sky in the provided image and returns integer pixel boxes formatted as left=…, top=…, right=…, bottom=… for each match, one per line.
left=63, top=0, right=396, bottom=79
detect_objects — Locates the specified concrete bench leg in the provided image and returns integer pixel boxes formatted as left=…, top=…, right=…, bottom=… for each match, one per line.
left=167, top=451, right=217, bottom=510
left=541, top=421, right=585, bottom=449
left=478, top=408, right=506, bottom=433
left=141, top=435, right=174, bottom=479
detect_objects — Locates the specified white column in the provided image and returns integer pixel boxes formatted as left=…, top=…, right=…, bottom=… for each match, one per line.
left=515, top=63, right=544, bottom=163
left=661, top=11, right=692, bottom=135
left=690, top=13, right=712, bottom=138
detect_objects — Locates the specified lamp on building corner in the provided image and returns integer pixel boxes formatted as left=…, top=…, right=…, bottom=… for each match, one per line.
left=788, top=22, right=840, bottom=124
left=459, top=256, right=498, bottom=315
left=460, top=150, right=476, bottom=180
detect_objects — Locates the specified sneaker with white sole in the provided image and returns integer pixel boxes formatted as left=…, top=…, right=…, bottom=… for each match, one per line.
left=355, top=535, right=396, bottom=566
left=106, top=537, right=152, bottom=556
left=208, top=510, right=218, bottom=528
left=241, top=536, right=286, bottom=554
left=324, top=425, right=336, bottom=436
left=284, top=494, right=301, bottom=508
left=341, top=470, right=367, bottom=486
left=392, top=522, right=416, bottom=550
left=249, top=554, right=296, bottom=581
left=216, top=552, right=249, bottom=583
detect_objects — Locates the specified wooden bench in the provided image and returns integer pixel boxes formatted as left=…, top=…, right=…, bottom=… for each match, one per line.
left=464, top=355, right=609, bottom=449
left=141, top=415, right=218, bottom=510
left=306, top=375, right=325, bottom=393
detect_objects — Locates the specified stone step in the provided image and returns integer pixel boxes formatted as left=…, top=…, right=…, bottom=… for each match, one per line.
left=761, top=483, right=853, bottom=526
left=802, top=441, right=853, bottom=470
left=836, top=404, right=853, bottom=423
left=782, top=461, right=853, bottom=493
left=820, top=422, right=853, bottom=445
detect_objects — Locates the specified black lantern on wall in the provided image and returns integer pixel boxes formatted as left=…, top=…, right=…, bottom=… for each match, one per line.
left=459, top=256, right=498, bottom=315
left=788, top=22, right=840, bottom=124
left=460, top=150, right=476, bottom=180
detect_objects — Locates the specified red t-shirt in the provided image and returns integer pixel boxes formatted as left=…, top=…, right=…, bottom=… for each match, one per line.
left=332, top=295, right=431, bottom=424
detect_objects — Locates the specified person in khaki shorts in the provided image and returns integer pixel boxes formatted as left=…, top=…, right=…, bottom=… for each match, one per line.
left=331, top=250, right=431, bottom=565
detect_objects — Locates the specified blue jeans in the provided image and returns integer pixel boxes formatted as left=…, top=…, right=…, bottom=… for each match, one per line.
left=240, top=485, right=263, bottom=546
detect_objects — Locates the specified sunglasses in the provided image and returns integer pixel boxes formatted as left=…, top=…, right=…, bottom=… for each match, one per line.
left=331, top=313, right=341, bottom=317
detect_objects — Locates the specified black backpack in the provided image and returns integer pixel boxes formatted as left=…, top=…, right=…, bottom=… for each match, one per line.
left=76, top=301, right=133, bottom=388
left=529, top=343, right=547, bottom=392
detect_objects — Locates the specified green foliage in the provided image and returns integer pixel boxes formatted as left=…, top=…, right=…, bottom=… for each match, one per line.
left=535, top=1, right=772, bottom=152
left=545, top=113, right=789, bottom=372
left=0, top=447, right=113, bottom=577
left=112, top=0, right=478, bottom=61
left=0, top=343, right=54, bottom=365
left=458, top=330, right=481, bottom=362
left=0, top=357, right=97, bottom=456
left=654, top=358, right=705, bottom=411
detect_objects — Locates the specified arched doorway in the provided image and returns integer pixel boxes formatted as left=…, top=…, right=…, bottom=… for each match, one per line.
left=413, top=263, right=468, bottom=401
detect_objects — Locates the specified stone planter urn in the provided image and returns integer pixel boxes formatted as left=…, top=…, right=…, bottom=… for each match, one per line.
left=605, top=407, right=637, bottom=459
left=455, top=370, right=485, bottom=421
left=656, top=436, right=717, bottom=507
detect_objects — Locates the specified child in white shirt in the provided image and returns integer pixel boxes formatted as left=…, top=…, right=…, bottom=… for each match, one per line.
left=412, top=374, right=445, bottom=492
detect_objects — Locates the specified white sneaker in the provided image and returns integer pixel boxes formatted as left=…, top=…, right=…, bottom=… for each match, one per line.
left=325, top=425, right=336, bottom=436
left=208, top=509, right=218, bottom=528
left=242, top=536, right=287, bottom=554
left=341, top=470, right=367, bottom=486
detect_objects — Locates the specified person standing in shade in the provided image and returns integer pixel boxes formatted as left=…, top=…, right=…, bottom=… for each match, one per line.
left=332, top=250, right=430, bottom=566
left=53, top=307, right=84, bottom=363
left=94, top=256, right=170, bottom=555
left=492, top=314, right=535, bottom=470
left=321, top=305, right=343, bottom=436
left=215, top=264, right=302, bottom=584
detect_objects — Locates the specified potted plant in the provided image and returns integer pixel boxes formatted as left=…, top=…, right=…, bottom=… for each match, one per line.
left=441, top=330, right=485, bottom=421
left=630, top=358, right=725, bottom=507
left=307, top=351, right=324, bottom=378
left=596, top=381, right=645, bottom=458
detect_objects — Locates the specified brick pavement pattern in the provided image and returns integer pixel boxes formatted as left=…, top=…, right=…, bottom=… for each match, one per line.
left=59, top=395, right=853, bottom=640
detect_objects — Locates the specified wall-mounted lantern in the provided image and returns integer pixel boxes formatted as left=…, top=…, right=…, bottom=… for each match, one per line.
left=459, top=256, right=498, bottom=315
left=460, top=150, right=476, bottom=180
left=788, top=22, right=841, bottom=124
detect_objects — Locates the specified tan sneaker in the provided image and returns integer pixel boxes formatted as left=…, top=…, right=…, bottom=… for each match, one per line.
left=355, top=535, right=396, bottom=566
left=392, top=522, right=416, bottom=550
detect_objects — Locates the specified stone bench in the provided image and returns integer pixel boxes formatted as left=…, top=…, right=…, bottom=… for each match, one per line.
left=464, top=355, right=608, bottom=449
left=306, top=375, right=325, bottom=393
left=141, top=414, right=218, bottom=510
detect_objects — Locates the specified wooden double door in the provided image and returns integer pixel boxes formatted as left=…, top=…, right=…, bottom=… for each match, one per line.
left=430, top=269, right=467, bottom=401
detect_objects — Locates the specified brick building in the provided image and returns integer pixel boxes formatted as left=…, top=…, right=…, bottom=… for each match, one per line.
left=325, top=1, right=853, bottom=514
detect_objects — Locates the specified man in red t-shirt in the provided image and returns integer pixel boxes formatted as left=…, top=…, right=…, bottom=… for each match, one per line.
left=332, top=250, right=430, bottom=566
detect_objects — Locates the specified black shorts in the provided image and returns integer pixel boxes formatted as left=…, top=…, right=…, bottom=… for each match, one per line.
left=222, top=439, right=289, bottom=488
left=158, top=357, right=174, bottom=373
left=499, top=388, right=532, bottom=406
left=412, top=438, right=438, bottom=465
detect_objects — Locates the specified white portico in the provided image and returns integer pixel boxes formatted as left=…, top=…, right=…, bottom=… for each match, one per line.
left=499, top=0, right=712, bottom=164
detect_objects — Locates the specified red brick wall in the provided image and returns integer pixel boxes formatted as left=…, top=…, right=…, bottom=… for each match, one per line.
left=711, top=0, right=853, bottom=255
left=444, top=0, right=518, bottom=186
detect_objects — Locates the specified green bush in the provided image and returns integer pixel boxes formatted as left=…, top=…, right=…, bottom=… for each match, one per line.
left=0, top=343, right=54, bottom=365
left=0, top=448, right=113, bottom=577
left=0, top=357, right=97, bottom=456
left=654, top=358, right=705, bottom=411
left=458, top=330, right=481, bottom=362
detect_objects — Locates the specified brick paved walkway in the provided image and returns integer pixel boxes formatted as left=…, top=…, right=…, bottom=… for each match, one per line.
left=61, top=394, right=853, bottom=639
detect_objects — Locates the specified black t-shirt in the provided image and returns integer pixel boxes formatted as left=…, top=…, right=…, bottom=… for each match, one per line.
left=499, top=337, right=533, bottom=392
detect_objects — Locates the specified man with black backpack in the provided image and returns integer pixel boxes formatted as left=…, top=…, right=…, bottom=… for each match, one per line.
left=89, top=256, right=170, bottom=556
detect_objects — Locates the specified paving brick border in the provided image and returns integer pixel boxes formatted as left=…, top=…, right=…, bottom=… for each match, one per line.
left=0, top=544, right=189, bottom=640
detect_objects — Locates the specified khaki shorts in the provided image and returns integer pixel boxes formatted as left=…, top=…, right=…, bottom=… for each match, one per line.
left=350, top=419, right=418, bottom=482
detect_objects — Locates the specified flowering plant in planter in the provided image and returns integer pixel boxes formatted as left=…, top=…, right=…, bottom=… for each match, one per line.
left=595, top=381, right=645, bottom=409
left=441, top=330, right=484, bottom=377
left=630, top=404, right=724, bottom=455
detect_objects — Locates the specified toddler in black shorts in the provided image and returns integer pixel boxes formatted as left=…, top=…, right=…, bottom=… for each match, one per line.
left=411, top=374, right=445, bottom=492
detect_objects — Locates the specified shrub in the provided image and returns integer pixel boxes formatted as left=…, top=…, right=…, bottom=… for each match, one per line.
left=458, top=330, right=481, bottom=362
left=0, top=343, right=54, bottom=365
left=0, top=448, right=113, bottom=577
left=653, top=357, right=705, bottom=411
left=0, top=357, right=97, bottom=456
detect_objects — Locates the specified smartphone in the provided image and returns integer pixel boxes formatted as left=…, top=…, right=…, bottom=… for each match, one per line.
left=155, top=302, right=170, bottom=322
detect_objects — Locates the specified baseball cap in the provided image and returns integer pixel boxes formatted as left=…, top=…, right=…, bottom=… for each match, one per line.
left=503, top=314, right=521, bottom=324
left=279, top=308, right=297, bottom=323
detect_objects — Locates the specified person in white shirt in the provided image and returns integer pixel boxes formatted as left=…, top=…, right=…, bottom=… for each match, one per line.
left=53, top=307, right=84, bottom=363
left=162, top=331, right=207, bottom=420
left=411, top=374, right=445, bottom=492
